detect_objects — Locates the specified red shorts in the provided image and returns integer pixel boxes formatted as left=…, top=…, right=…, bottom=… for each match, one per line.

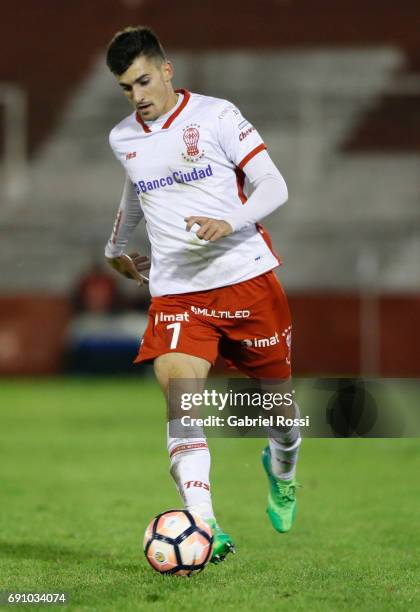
left=134, top=270, right=292, bottom=379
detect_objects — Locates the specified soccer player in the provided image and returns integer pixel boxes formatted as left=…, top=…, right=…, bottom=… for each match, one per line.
left=104, top=26, right=301, bottom=563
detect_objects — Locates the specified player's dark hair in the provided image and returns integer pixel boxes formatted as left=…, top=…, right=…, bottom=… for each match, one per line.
left=106, top=26, right=166, bottom=75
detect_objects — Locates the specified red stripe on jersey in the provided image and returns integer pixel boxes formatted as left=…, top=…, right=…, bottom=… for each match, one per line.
left=256, top=222, right=282, bottom=265
left=234, top=167, right=247, bottom=204
left=162, top=89, right=191, bottom=129
left=136, top=113, right=152, bottom=133
left=111, top=209, right=123, bottom=244
left=169, top=442, right=208, bottom=458
left=238, top=143, right=267, bottom=169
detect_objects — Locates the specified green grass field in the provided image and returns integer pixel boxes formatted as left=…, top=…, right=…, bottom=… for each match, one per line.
left=1, top=378, right=419, bottom=611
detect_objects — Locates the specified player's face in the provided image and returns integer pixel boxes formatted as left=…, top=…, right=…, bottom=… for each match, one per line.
left=117, top=55, right=176, bottom=121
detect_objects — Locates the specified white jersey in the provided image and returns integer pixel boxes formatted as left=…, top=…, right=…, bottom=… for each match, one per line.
left=108, top=90, right=282, bottom=297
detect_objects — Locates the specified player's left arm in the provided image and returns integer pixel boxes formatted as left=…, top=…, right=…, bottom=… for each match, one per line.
left=184, top=151, right=287, bottom=241
left=223, top=149, right=288, bottom=232
left=185, top=103, right=288, bottom=241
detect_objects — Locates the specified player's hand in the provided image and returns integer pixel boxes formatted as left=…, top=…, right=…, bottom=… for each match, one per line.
left=106, top=252, right=150, bottom=285
left=184, top=217, right=233, bottom=242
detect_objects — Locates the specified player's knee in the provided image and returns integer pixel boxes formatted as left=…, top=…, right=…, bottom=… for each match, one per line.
left=155, top=353, right=188, bottom=384
left=154, top=353, right=209, bottom=395
left=155, top=353, right=209, bottom=381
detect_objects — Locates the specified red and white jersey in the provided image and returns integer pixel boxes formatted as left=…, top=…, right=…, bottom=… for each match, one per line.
left=109, top=89, right=281, bottom=297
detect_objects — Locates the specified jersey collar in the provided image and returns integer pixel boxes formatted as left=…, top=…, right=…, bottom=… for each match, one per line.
left=136, top=89, right=191, bottom=133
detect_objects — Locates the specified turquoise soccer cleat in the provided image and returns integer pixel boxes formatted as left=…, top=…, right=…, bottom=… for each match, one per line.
left=205, top=519, right=236, bottom=564
left=261, top=446, right=298, bottom=533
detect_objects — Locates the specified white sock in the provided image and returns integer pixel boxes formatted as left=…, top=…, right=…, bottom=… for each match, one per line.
left=168, top=425, right=215, bottom=521
left=266, top=399, right=302, bottom=480
left=268, top=435, right=301, bottom=481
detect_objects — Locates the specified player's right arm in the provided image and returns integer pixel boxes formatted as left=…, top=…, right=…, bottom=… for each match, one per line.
left=105, top=174, right=150, bottom=284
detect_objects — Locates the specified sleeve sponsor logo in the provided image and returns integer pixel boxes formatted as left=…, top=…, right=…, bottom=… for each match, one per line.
left=125, top=151, right=137, bottom=160
left=239, top=126, right=255, bottom=141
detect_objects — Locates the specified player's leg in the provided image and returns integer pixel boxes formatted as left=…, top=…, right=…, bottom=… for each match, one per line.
left=261, top=377, right=301, bottom=533
left=135, top=296, right=216, bottom=522
left=154, top=352, right=235, bottom=562
left=218, top=271, right=301, bottom=532
left=267, top=411, right=301, bottom=481
left=154, top=352, right=214, bottom=520
left=257, top=276, right=301, bottom=532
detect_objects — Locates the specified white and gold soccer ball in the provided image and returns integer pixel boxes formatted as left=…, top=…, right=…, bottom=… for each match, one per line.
left=143, top=509, right=213, bottom=576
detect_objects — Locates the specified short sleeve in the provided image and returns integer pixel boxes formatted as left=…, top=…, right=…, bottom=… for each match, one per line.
left=217, top=104, right=267, bottom=169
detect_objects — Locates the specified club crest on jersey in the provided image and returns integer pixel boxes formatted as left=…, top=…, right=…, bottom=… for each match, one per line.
left=182, top=124, right=204, bottom=161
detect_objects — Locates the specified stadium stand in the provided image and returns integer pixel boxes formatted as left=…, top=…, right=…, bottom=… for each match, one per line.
left=0, top=1, right=419, bottom=375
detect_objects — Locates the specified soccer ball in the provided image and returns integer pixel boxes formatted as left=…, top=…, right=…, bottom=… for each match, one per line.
left=143, top=509, right=213, bottom=576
